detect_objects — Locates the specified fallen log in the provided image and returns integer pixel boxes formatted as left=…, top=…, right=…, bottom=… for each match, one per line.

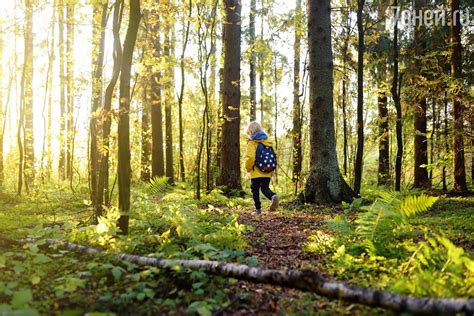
left=14, top=238, right=474, bottom=314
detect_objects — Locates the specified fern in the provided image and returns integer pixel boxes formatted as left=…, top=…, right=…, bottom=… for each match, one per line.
left=144, top=176, right=171, bottom=196
left=354, top=193, right=438, bottom=256
left=399, top=194, right=438, bottom=218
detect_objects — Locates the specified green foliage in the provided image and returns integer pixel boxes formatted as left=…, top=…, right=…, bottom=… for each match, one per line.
left=392, top=235, right=474, bottom=297
left=143, top=176, right=172, bottom=196
left=354, top=192, right=437, bottom=255
left=304, top=193, right=473, bottom=299
left=0, top=187, right=249, bottom=314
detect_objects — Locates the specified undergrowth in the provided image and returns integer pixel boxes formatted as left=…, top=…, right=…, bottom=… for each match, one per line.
left=304, top=191, right=474, bottom=298
left=0, top=181, right=250, bottom=315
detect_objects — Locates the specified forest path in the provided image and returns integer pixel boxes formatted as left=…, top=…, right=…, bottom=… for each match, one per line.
left=220, top=207, right=336, bottom=315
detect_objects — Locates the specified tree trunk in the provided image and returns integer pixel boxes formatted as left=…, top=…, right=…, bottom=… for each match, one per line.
left=66, top=0, right=75, bottom=181
left=430, top=100, right=436, bottom=182
left=442, top=93, right=448, bottom=191
left=164, top=4, right=174, bottom=185
left=90, top=1, right=108, bottom=219
left=149, top=8, right=165, bottom=179
left=46, top=2, right=56, bottom=181
left=450, top=0, right=467, bottom=192
left=378, top=89, right=390, bottom=186
left=291, top=0, right=302, bottom=193
left=98, top=0, right=123, bottom=212
left=117, top=0, right=141, bottom=235
left=413, top=0, right=430, bottom=189
left=354, top=0, right=365, bottom=195
left=249, top=0, right=257, bottom=122
left=141, top=88, right=151, bottom=182
left=375, top=3, right=389, bottom=187
left=219, top=0, right=242, bottom=191
left=391, top=0, right=403, bottom=192
left=58, top=0, right=66, bottom=181
left=178, top=0, right=192, bottom=182
left=303, top=0, right=355, bottom=204
left=23, top=0, right=34, bottom=191
left=341, top=3, right=350, bottom=177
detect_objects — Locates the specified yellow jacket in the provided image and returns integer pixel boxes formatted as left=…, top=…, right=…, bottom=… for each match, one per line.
left=245, top=137, right=275, bottom=179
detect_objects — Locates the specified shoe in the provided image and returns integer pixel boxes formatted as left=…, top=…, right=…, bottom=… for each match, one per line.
left=256, top=209, right=262, bottom=215
left=269, top=195, right=279, bottom=212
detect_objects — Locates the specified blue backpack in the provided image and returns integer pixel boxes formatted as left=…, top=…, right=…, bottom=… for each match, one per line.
left=255, top=143, right=277, bottom=173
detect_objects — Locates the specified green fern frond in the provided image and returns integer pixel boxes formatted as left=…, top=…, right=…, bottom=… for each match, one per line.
left=399, top=194, right=438, bottom=218
left=145, top=176, right=171, bottom=196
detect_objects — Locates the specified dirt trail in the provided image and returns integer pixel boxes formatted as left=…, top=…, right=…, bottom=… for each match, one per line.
left=221, top=208, right=330, bottom=315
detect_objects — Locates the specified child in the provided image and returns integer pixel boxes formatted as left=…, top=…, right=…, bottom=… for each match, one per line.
left=245, top=121, right=279, bottom=215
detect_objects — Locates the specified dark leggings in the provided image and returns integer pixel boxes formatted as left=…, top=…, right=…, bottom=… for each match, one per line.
left=251, top=177, right=275, bottom=210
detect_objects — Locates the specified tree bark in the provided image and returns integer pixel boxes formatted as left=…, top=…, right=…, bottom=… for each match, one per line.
left=378, top=90, right=390, bottom=186
left=20, top=238, right=474, bottom=315
left=354, top=0, right=365, bottom=195
left=90, top=1, right=108, bottom=219
left=450, top=0, right=467, bottom=192
left=249, top=0, right=257, bottom=122
left=391, top=0, right=403, bottom=192
left=219, top=0, right=242, bottom=191
left=117, top=0, right=141, bottom=235
left=303, top=0, right=355, bottom=204
left=413, top=0, right=430, bottom=189
left=149, top=7, right=165, bottom=179
left=23, top=0, right=35, bottom=191
left=291, top=0, right=302, bottom=194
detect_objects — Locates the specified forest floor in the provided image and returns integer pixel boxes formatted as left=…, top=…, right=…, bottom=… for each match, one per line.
left=0, top=184, right=473, bottom=315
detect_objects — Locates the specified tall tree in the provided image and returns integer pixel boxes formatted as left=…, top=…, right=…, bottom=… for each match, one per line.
left=195, top=0, right=218, bottom=199
left=148, top=7, right=165, bottom=178
left=45, top=1, right=56, bottom=180
left=340, top=1, right=351, bottom=176
left=376, top=2, right=389, bottom=187
left=98, top=0, right=123, bottom=211
left=353, top=0, right=365, bottom=195
left=291, top=0, right=302, bottom=193
left=391, top=0, right=403, bottom=191
left=303, top=0, right=354, bottom=203
left=249, top=0, right=257, bottom=121
left=413, top=0, right=430, bottom=188
left=117, top=0, right=141, bottom=235
left=90, top=1, right=108, bottom=220
left=177, top=0, right=192, bottom=182
left=450, top=0, right=467, bottom=191
left=23, top=0, right=35, bottom=190
left=164, top=0, right=174, bottom=184
left=66, top=0, right=75, bottom=180
left=219, top=0, right=242, bottom=191
left=58, top=0, right=67, bottom=180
